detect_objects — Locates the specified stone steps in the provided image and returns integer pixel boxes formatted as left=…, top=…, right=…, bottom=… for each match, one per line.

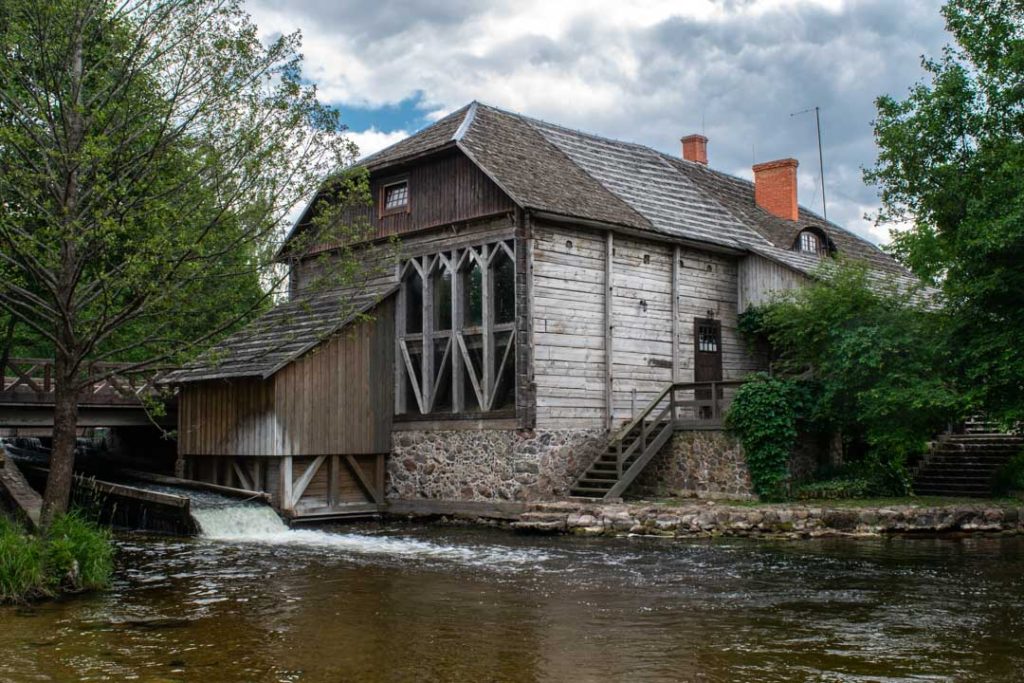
left=912, top=431, right=1021, bottom=497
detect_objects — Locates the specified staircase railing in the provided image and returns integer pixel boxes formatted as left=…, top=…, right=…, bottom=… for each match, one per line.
left=575, top=380, right=743, bottom=499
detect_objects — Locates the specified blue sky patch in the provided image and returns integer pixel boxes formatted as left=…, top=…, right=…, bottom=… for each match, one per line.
left=337, top=93, right=430, bottom=134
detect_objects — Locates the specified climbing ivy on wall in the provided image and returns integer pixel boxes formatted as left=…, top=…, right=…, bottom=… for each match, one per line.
left=725, top=373, right=803, bottom=499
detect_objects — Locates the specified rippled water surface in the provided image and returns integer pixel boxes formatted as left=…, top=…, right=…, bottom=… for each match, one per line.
left=2, top=525, right=1023, bottom=682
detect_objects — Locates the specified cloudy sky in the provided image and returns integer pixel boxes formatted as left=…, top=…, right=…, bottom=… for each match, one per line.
left=246, top=0, right=951, bottom=245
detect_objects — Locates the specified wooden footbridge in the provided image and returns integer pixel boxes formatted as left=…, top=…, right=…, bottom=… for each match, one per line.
left=0, top=358, right=175, bottom=428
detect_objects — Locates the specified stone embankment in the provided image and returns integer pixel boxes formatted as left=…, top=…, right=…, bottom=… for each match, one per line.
left=510, top=500, right=1024, bottom=537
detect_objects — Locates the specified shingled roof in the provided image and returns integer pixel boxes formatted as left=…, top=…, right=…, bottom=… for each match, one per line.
left=288, top=101, right=912, bottom=282
left=163, top=284, right=398, bottom=384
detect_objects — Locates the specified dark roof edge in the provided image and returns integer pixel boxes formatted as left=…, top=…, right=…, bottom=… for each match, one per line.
left=529, top=210, right=746, bottom=256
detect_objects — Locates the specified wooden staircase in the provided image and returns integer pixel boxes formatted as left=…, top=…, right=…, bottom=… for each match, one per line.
left=570, top=381, right=741, bottom=499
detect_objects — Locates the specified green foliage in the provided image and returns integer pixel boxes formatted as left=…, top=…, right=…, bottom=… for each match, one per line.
left=741, top=262, right=962, bottom=494
left=0, top=516, right=47, bottom=602
left=994, top=451, right=1024, bottom=494
left=793, top=477, right=875, bottom=501
left=0, top=512, right=112, bottom=602
left=44, top=511, right=114, bottom=592
left=726, top=373, right=804, bottom=499
left=865, top=0, right=1024, bottom=425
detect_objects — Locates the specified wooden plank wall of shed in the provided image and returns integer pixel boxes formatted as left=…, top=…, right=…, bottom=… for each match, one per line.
left=531, top=221, right=767, bottom=430
left=273, top=297, right=395, bottom=455
left=737, top=253, right=808, bottom=313
left=178, top=378, right=276, bottom=456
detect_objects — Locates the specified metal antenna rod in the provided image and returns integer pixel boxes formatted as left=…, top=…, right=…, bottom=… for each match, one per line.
left=791, top=106, right=827, bottom=220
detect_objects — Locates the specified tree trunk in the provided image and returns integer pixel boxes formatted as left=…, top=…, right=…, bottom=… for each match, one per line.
left=39, top=351, right=79, bottom=529
left=0, top=316, right=16, bottom=377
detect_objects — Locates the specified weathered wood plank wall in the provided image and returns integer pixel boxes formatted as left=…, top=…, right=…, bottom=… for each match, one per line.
left=531, top=221, right=767, bottom=430
left=273, top=297, right=395, bottom=456
left=178, top=299, right=394, bottom=457
left=737, top=253, right=808, bottom=313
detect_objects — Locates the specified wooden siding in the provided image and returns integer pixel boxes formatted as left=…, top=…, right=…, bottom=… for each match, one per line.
left=297, top=150, right=515, bottom=261
left=374, top=152, right=514, bottom=239
left=531, top=223, right=608, bottom=428
left=178, top=378, right=276, bottom=456
left=274, top=297, right=395, bottom=455
left=178, top=299, right=395, bottom=457
left=737, top=253, right=808, bottom=313
left=531, top=221, right=767, bottom=430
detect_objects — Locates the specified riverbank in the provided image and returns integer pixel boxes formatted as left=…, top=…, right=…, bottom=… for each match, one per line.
left=0, top=513, right=114, bottom=603
left=505, top=498, right=1024, bottom=537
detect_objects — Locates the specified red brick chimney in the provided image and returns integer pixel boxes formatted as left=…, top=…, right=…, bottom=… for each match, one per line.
left=752, top=158, right=799, bottom=221
left=681, top=134, right=708, bottom=165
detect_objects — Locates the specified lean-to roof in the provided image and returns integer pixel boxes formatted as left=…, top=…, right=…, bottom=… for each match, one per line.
left=163, top=283, right=397, bottom=384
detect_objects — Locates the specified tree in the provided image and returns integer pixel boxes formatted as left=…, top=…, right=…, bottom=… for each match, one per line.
left=865, top=0, right=1024, bottom=426
left=740, top=262, right=961, bottom=492
left=0, top=0, right=377, bottom=526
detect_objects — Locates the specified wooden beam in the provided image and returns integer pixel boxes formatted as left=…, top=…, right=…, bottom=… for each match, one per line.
left=281, top=455, right=293, bottom=511
left=451, top=248, right=465, bottom=413
left=605, top=231, right=615, bottom=431
left=291, top=455, right=326, bottom=505
left=231, top=459, right=253, bottom=491
left=328, top=454, right=340, bottom=508
left=346, top=455, right=383, bottom=505
left=672, top=244, right=680, bottom=383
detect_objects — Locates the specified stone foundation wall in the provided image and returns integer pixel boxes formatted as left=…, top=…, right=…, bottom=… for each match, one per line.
left=388, top=428, right=606, bottom=502
left=632, top=431, right=754, bottom=499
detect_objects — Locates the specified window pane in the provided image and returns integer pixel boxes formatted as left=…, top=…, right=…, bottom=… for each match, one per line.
left=384, top=182, right=408, bottom=209
left=492, top=246, right=515, bottom=325
left=462, top=333, right=484, bottom=412
left=433, top=266, right=452, bottom=331
left=405, top=271, right=422, bottom=334
left=432, top=341, right=452, bottom=412
left=492, top=331, right=516, bottom=410
left=401, top=341, right=423, bottom=414
left=462, top=260, right=483, bottom=328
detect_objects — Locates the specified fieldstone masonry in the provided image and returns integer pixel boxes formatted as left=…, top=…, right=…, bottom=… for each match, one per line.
left=388, top=428, right=606, bottom=501
left=633, top=431, right=755, bottom=499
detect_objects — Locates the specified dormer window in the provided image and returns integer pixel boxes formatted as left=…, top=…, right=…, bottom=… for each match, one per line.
left=380, top=179, right=409, bottom=216
left=796, top=229, right=829, bottom=256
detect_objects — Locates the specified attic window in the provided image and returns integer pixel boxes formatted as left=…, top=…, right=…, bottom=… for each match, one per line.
left=797, top=229, right=827, bottom=256
left=381, top=180, right=409, bottom=215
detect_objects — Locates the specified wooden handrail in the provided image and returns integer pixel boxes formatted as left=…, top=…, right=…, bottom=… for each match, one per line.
left=610, top=380, right=744, bottom=445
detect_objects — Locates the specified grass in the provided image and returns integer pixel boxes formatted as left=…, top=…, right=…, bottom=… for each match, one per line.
left=0, top=511, right=114, bottom=603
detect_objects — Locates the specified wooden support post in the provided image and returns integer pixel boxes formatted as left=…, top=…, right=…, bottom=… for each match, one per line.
left=672, top=245, right=680, bottom=383
left=481, top=244, right=495, bottom=406
left=395, top=265, right=407, bottom=415
left=280, top=456, right=293, bottom=511
left=421, top=255, right=435, bottom=412
left=329, top=454, right=340, bottom=508
left=605, top=231, right=615, bottom=431
left=452, top=249, right=464, bottom=413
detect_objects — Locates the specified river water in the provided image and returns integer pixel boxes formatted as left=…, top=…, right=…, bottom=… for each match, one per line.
left=2, top=518, right=1023, bottom=682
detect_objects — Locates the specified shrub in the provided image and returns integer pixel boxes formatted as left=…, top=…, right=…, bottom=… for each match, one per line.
left=45, top=511, right=114, bottom=592
left=726, top=373, right=804, bottom=499
left=994, top=451, right=1024, bottom=495
left=0, top=512, right=113, bottom=603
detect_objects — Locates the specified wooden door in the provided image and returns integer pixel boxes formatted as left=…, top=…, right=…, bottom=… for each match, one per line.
left=694, top=318, right=722, bottom=418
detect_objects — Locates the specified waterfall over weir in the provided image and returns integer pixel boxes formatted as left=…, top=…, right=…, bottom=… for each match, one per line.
left=184, top=493, right=552, bottom=569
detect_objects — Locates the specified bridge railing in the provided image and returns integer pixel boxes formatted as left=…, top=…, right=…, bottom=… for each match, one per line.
left=0, top=358, right=168, bottom=406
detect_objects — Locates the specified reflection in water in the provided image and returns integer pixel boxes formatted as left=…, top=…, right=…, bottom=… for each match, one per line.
left=2, top=526, right=1023, bottom=682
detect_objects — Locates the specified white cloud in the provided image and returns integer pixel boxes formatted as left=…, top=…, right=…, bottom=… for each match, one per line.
left=347, top=127, right=410, bottom=160
left=246, top=0, right=950, bottom=246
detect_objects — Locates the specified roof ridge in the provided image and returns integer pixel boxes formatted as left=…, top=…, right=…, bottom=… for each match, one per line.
left=475, top=101, right=653, bottom=153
